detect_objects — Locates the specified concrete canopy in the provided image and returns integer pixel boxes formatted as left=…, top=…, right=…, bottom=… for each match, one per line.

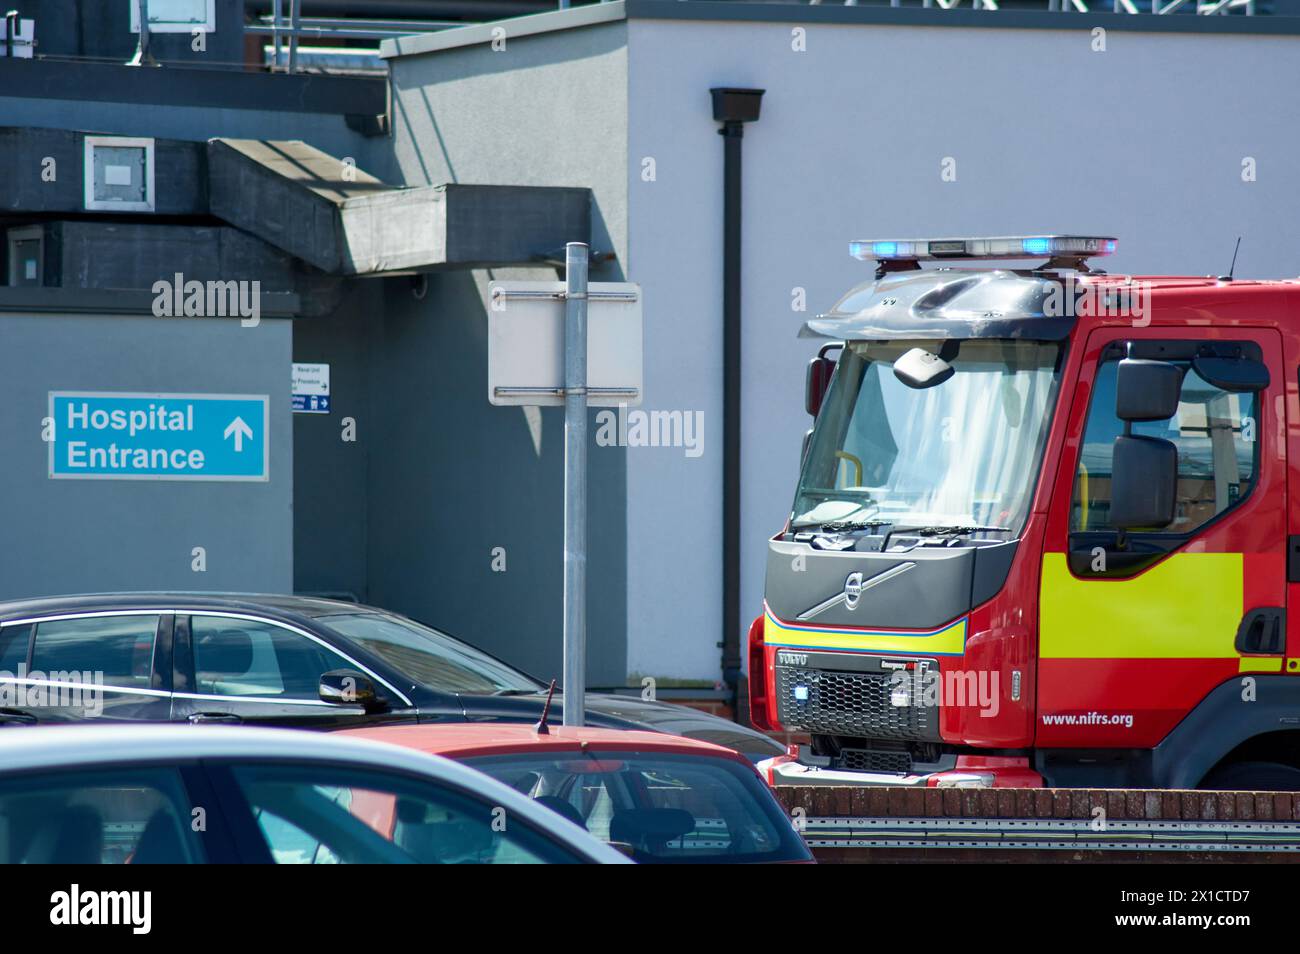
left=207, top=138, right=592, bottom=276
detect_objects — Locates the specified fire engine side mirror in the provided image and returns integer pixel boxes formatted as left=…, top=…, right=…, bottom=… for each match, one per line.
left=1108, top=435, right=1177, bottom=530
left=893, top=347, right=954, bottom=390
left=806, top=354, right=836, bottom=417
left=1115, top=358, right=1183, bottom=421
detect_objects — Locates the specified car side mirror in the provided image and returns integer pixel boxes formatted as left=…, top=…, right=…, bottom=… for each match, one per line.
left=319, top=669, right=383, bottom=711
left=806, top=354, right=836, bottom=417
left=1115, top=357, right=1183, bottom=421
left=1108, top=435, right=1177, bottom=529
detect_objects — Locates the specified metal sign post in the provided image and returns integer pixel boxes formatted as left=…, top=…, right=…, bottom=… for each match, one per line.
left=562, top=242, right=588, bottom=727
left=485, top=249, right=641, bottom=728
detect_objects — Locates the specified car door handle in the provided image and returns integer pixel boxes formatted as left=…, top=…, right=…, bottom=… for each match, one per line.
left=0, top=709, right=36, bottom=726
left=187, top=712, right=242, bottom=724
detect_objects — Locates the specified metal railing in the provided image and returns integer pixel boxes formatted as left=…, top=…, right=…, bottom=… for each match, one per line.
left=250, top=1, right=466, bottom=72
left=230, top=0, right=1260, bottom=74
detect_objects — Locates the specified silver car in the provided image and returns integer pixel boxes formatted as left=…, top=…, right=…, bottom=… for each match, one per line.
left=0, top=725, right=629, bottom=864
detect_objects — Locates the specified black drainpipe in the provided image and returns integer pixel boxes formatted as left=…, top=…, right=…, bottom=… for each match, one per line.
left=710, top=87, right=764, bottom=713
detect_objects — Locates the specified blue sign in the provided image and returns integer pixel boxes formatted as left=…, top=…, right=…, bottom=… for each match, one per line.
left=292, top=394, right=331, bottom=414
left=49, top=392, right=269, bottom=481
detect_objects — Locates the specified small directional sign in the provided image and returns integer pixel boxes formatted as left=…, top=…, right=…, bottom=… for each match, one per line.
left=49, top=392, right=269, bottom=482
left=292, top=362, right=330, bottom=414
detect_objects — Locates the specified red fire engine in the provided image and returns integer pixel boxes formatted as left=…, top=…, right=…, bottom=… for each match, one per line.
left=752, top=236, right=1300, bottom=790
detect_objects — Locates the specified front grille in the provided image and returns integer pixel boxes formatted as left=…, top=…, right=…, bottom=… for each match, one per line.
left=775, top=665, right=937, bottom=741
left=836, top=747, right=912, bottom=773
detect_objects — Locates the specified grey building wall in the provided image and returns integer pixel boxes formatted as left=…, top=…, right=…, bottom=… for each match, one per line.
left=389, top=6, right=1300, bottom=684
left=0, top=311, right=293, bottom=597
left=11, top=0, right=246, bottom=64
left=387, top=19, right=628, bottom=267
left=292, top=282, right=378, bottom=602
left=0, top=97, right=392, bottom=184
left=624, top=16, right=1300, bottom=681
left=380, top=23, right=630, bottom=685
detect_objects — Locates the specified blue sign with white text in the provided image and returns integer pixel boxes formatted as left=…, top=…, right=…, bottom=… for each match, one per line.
left=49, top=392, right=269, bottom=481
left=292, top=394, right=330, bottom=414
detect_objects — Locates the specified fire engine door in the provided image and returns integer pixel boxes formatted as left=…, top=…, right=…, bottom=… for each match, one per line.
left=1037, top=326, right=1287, bottom=748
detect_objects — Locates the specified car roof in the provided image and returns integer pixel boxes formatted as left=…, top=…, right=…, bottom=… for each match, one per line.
left=338, top=722, right=752, bottom=763
left=0, top=591, right=388, bottom=622
left=0, top=723, right=460, bottom=773
left=0, top=725, right=629, bottom=862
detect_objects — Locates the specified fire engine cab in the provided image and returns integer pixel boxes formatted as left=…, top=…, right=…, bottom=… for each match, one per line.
left=751, top=235, right=1300, bottom=790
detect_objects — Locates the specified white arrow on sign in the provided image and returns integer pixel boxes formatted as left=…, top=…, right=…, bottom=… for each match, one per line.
left=223, top=416, right=254, bottom=452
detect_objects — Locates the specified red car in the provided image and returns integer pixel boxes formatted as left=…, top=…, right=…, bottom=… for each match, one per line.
left=341, top=723, right=813, bottom=864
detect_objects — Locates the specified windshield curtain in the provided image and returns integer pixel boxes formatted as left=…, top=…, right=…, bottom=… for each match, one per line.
left=792, top=339, right=1063, bottom=534
left=320, top=613, right=542, bottom=695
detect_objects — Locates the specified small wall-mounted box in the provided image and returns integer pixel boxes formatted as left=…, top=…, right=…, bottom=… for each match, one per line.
left=84, top=136, right=155, bottom=212
left=5, top=225, right=44, bottom=286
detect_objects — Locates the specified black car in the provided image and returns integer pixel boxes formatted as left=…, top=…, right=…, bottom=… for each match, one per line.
left=0, top=593, right=783, bottom=759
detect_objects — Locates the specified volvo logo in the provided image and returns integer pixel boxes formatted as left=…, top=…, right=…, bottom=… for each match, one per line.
left=843, top=572, right=864, bottom=610
left=796, top=562, right=917, bottom=621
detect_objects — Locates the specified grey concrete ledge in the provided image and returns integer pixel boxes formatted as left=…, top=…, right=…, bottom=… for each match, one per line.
left=381, top=1, right=627, bottom=59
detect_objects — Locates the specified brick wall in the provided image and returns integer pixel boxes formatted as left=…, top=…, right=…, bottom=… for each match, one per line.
left=773, top=785, right=1300, bottom=822
left=773, top=785, right=1300, bottom=863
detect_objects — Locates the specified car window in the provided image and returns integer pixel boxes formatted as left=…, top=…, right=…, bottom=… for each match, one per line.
left=228, top=764, right=584, bottom=864
left=30, top=615, right=158, bottom=690
left=0, top=766, right=201, bottom=863
left=0, top=624, right=31, bottom=673
left=319, top=613, right=541, bottom=694
left=1072, top=358, right=1258, bottom=535
left=465, top=751, right=811, bottom=864
left=190, top=616, right=356, bottom=701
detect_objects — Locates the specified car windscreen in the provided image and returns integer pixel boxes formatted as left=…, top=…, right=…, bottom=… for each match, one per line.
left=464, top=750, right=811, bottom=864
left=319, top=613, right=542, bottom=694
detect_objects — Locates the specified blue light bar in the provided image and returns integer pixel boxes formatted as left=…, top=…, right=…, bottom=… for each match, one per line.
left=850, top=235, right=1118, bottom=264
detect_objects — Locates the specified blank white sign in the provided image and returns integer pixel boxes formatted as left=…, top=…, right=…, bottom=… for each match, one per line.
left=487, top=281, right=642, bottom=407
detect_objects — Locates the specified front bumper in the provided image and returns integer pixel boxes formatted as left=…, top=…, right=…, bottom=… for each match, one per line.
left=759, top=747, right=1043, bottom=789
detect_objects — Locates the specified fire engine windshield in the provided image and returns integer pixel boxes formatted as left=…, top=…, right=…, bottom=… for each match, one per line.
left=792, top=339, right=1063, bottom=535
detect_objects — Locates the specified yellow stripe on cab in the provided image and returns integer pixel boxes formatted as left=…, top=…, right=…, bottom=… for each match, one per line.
left=1040, top=551, right=1243, bottom=659
left=765, top=610, right=967, bottom=656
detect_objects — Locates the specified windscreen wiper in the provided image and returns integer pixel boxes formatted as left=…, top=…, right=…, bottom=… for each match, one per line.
left=901, top=525, right=1010, bottom=536
left=817, top=519, right=892, bottom=533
